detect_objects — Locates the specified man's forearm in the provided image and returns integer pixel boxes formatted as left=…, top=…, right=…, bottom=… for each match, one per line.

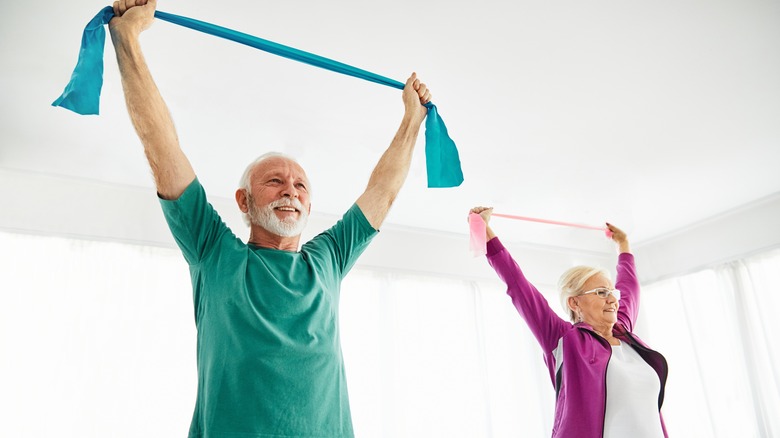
left=355, top=114, right=422, bottom=228
left=368, top=115, right=420, bottom=195
left=112, top=31, right=195, bottom=199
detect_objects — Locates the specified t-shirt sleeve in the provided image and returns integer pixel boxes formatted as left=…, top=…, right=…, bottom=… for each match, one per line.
left=159, top=178, right=233, bottom=265
left=303, top=203, right=378, bottom=277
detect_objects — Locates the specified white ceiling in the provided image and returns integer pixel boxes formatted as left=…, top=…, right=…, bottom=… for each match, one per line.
left=2, top=0, right=779, bottom=254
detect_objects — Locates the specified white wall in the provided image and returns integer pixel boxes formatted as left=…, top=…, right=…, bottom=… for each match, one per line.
left=1, top=168, right=612, bottom=287
left=4, top=167, right=779, bottom=286
left=634, top=192, right=780, bottom=283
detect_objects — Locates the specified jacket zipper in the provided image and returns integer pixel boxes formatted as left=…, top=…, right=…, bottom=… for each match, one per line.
left=600, top=337, right=611, bottom=438
left=580, top=325, right=611, bottom=438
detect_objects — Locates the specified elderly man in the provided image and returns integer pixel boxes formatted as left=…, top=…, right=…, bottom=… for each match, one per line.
left=109, top=0, right=432, bottom=436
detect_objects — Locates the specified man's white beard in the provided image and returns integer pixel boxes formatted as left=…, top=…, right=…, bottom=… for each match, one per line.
left=249, top=197, right=308, bottom=237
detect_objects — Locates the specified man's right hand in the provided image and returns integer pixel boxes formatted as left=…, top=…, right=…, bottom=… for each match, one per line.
left=110, top=0, right=156, bottom=36
left=402, top=72, right=430, bottom=127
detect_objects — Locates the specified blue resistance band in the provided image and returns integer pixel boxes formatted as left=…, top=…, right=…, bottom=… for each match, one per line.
left=52, top=6, right=464, bottom=188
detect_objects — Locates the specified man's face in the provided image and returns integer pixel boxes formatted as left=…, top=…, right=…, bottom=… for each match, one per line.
left=246, top=157, right=311, bottom=237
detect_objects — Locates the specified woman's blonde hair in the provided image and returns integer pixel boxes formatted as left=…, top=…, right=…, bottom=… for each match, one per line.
left=558, top=265, right=611, bottom=322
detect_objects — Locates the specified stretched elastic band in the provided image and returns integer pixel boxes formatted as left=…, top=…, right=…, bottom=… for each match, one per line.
left=468, top=212, right=612, bottom=256
left=491, top=213, right=611, bottom=235
left=52, top=7, right=464, bottom=188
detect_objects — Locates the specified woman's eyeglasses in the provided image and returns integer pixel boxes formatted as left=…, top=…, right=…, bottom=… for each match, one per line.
left=580, top=287, right=620, bottom=300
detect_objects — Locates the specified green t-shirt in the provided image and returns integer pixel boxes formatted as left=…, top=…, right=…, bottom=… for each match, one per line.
left=160, top=178, right=377, bottom=438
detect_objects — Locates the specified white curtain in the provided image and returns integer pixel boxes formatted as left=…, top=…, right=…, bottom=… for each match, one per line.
left=0, top=231, right=552, bottom=437
left=340, top=270, right=554, bottom=437
left=637, top=249, right=780, bottom=438
left=2, top=230, right=778, bottom=437
left=0, top=232, right=196, bottom=437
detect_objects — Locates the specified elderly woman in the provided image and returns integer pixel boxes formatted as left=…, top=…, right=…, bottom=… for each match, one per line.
left=470, top=207, right=668, bottom=438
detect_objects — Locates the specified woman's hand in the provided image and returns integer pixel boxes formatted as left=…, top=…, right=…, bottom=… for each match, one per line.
left=469, top=206, right=496, bottom=241
left=469, top=206, right=493, bottom=225
left=606, top=222, right=630, bottom=254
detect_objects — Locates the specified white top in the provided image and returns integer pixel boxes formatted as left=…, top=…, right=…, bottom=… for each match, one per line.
left=604, top=343, right=665, bottom=438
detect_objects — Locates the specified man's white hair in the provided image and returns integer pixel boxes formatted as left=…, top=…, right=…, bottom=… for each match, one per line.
left=239, top=152, right=301, bottom=191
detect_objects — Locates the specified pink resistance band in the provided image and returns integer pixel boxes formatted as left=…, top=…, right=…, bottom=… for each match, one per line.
left=469, top=212, right=613, bottom=256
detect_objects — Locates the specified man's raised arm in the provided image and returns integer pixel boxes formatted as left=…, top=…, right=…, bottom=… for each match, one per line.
left=355, top=72, right=431, bottom=229
left=110, top=0, right=195, bottom=200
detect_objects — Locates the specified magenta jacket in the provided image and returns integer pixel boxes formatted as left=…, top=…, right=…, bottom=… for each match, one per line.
left=485, top=237, right=668, bottom=438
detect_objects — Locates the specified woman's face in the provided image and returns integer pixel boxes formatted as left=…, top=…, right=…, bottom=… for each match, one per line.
left=570, top=274, right=619, bottom=327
